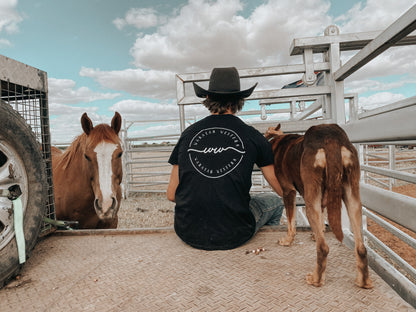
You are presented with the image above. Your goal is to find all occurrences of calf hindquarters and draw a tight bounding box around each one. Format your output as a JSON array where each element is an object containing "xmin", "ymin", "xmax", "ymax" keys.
[{"xmin": 301, "ymin": 129, "xmax": 372, "ymax": 288}]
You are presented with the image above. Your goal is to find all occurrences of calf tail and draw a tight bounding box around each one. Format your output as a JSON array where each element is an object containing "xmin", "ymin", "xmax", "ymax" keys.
[{"xmin": 324, "ymin": 140, "xmax": 344, "ymax": 242}]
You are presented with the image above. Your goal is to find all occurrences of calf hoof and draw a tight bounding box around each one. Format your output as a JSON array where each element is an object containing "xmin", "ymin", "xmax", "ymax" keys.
[
  {"xmin": 355, "ymin": 277, "xmax": 373, "ymax": 289},
  {"xmin": 278, "ymin": 236, "xmax": 294, "ymax": 246},
  {"xmin": 306, "ymin": 272, "xmax": 325, "ymax": 287}
]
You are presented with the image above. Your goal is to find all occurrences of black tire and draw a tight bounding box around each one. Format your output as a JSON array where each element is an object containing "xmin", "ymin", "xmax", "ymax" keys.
[{"xmin": 0, "ymin": 103, "xmax": 47, "ymax": 288}]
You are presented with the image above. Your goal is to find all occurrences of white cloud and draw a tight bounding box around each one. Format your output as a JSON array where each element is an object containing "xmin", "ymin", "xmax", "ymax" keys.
[
  {"xmin": 109, "ymin": 98, "xmax": 207, "ymax": 120},
  {"xmin": 110, "ymin": 99, "xmax": 178, "ymax": 118},
  {"xmin": 0, "ymin": 38, "xmax": 11, "ymax": 47},
  {"xmin": 48, "ymin": 77, "xmax": 121, "ymax": 105},
  {"xmin": 49, "ymin": 103, "xmax": 97, "ymax": 117},
  {"xmin": 129, "ymin": 0, "xmax": 331, "ymax": 72},
  {"xmin": 83, "ymin": 0, "xmax": 334, "ymax": 101},
  {"xmin": 345, "ymin": 75, "xmax": 416, "ymax": 94},
  {"xmin": 341, "ymin": 45, "xmax": 416, "ymax": 82},
  {"xmin": 336, "ymin": 0, "xmax": 415, "ymax": 33},
  {"xmin": 47, "ymin": 78, "xmax": 123, "ymax": 143},
  {"xmin": 0, "ymin": 0, "xmax": 22, "ymax": 34},
  {"xmin": 113, "ymin": 8, "xmax": 160, "ymax": 30},
  {"xmin": 49, "ymin": 107, "xmax": 95, "ymax": 144},
  {"xmin": 358, "ymin": 92, "xmax": 406, "ymax": 112},
  {"xmin": 49, "ymin": 105, "xmax": 122, "ymax": 144},
  {"xmin": 335, "ymin": 0, "xmax": 416, "ymax": 82},
  {"xmin": 79, "ymin": 67, "xmax": 176, "ymax": 99}
]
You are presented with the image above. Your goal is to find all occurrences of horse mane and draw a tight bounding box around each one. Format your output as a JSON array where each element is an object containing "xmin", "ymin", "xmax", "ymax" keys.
[
  {"xmin": 58, "ymin": 124, "xmax": 120, "ymax": 170},
  {"xmin": 58, "ymin": 134, "xmax": 87, "ymax": 170}
]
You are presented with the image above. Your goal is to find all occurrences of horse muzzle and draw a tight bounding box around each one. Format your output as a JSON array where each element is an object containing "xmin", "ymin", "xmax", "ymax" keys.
[{"xmin": 94, "ymin": 196, "xmax": 118, "ymax": 220}]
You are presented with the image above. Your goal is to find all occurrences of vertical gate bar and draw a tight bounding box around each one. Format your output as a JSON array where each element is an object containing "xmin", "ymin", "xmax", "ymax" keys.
[
  {"xmin": 327, "ymin": 42, "xmax": 346, "ymax": 124},
  {"xmin": 389, "ymin": 145, "xmax": 396, "ymax": 190},
  {"xmin": 179, "ymin": 104, "xmax": 185, "ymax": 133}
]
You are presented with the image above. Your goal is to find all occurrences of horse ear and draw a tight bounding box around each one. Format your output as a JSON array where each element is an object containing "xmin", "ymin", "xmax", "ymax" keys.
[
  {"xmin": 275, "ymin": 124, "xmax": 281, "ymax": 131},
  {"xmin": 111, "ymin": 112, "xmax": 122, "ymax": 135},
  {"xmin": 81, "ymin": 113, "xmax": 94, "ymax": 135}
]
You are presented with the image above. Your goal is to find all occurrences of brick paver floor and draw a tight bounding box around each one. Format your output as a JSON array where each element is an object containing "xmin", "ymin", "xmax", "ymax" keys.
[{"xmin": 0, "ymin": 229, "xmax": 413, "ymax": 311}]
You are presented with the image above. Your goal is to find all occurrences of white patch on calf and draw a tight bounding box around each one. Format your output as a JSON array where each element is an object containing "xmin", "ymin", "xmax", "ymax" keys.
[
  {"xmin": 94, "ymin": 142, "xmax": 117, "ymax": 212},
  {"xmin": 314, "ymin": 148, "xmax": 326, "ymax": 168},
  {"xmin": 341, "ymin": 146, "xmax": 353, "ymax": 166}
]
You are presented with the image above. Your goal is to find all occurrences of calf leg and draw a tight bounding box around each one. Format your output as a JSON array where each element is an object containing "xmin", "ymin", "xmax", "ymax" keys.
[
  {"xmin": 279, "ymin": 189, "xmax": 297, "ymax": 246},
  {"xmin": 304, "ymin": 193, "xmax": 328, "ymax": 287},
  {"xmin": 343, "ymin": 183, "xmax": 373, "ymax": 289},
  {"xmin": 302, "ymin": 152, "xmax": 328, "ymax": 286},
  {"xmin": 311, "ymin": 208, "xmax": 326, "ymax": 241}
]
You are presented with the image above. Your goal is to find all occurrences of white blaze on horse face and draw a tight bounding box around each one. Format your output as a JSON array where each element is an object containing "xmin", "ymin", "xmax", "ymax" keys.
[{"xmin": 94, "ymin": 142, "xmax": 117, "ymax": 213}]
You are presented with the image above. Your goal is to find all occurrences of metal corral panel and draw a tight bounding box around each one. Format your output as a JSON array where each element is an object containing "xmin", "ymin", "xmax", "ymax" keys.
[{"xmin": 342, "ymin": 98, "xmax": 416, "ymax": 143}]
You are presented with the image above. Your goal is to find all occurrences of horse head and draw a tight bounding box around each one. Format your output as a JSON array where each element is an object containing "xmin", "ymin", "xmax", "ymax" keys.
[{"xmin": 80, "ymin": 112, "xmax": 123, "ymax": 222}]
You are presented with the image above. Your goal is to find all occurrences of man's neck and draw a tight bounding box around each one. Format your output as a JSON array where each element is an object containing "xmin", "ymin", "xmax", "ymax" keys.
[{"xmin": 211, "ymin": 108, "xmax": 234, "ymax": 115}]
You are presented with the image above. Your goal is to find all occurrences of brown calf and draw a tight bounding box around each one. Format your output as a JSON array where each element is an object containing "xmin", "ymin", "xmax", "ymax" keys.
[{"xmin": 265, "ymin": 123, "xmax": 372, "ymax": 288}]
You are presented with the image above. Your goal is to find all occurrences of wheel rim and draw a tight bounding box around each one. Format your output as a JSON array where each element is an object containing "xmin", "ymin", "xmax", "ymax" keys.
[{"xmin": 0, "ymin": 141, "xmax": 28, "ymax": 251}]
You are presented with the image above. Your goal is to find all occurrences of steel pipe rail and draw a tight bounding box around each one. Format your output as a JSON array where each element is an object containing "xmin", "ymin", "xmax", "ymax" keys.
[
  {"xmin": 334, "ymin": 5, "xmax": 416, "ymax": 81},
  {"xmin": 360, "ymin": 183, "xmax": 416, "ymax": 233},
  {"xmin": 361, "ymin": 165, "xmax": 416, "ymax": 184},
  {"xmin": 363, "ymin": 208, "xmax": 416, "ymax": 249}
]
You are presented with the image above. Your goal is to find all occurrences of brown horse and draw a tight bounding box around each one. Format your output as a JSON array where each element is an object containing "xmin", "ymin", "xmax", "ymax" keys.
[
  {"xmin": 52, "ymin": 112, "xmax": 123, "ymax": 229},
  {"xmin": 265, "ymin": 123, "xmax": 372, "ymax": 289}
]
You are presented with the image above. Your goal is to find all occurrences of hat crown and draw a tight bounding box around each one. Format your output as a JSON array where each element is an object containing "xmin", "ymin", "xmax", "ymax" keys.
[
  {"xmin": 192, "ymin": 66, "xmax": 256, "ymax": 99},
  {"xmin": 208, "ymin": 67, "xmax": 240, "ymax": 92}
]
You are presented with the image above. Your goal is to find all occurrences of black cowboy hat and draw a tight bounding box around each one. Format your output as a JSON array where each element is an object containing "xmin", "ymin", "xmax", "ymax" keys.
[{"xmin": 193, "ymin": 67, "xmax": 257, "ymax": 99}]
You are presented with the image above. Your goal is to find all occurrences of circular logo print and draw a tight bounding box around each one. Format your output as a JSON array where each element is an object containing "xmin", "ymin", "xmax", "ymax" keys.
[{"xmin": 187, "ymin": 127, "xmax": 245, "ymax": 178}]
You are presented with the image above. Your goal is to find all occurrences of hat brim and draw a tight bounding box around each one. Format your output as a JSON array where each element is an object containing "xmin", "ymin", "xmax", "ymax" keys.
[{"xmin": 193, "ymin": 82, "xmax": 257, "ymax": 99}]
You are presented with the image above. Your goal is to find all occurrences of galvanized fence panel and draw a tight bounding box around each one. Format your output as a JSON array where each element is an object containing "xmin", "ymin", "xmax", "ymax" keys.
[
  {"xmin": 122, "ymin": 119, "xmax": 182, "ymax": 196},
  {"xmin": 331, "ymin": 5, "xmax": 416, "ymax": 306}
]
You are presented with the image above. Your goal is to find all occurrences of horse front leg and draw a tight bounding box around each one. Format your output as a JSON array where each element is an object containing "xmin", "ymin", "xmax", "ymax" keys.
[{"xmin": 279, "ymin": 189, "xmax": 297, "ymax": 246}]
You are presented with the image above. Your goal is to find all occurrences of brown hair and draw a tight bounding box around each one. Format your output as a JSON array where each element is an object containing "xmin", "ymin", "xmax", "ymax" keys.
[{"xmin": 202, "ymin": 97, "xmax": 244, "ymax": 114}]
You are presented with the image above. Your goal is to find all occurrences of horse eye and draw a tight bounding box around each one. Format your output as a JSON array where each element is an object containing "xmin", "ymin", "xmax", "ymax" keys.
[
  {"xmin": 84, "ymin": 154, "xmax": 91, "ymax": 161},
  {"xmin": 117, "ymin": 152, "xmax": 123, "ymax": 158}
]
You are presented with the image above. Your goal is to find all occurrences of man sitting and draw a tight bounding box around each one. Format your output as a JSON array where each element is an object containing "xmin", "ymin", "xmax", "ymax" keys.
[{"xmin": 167, "ymin": 67, "xmax": 284, "ymax": 250}]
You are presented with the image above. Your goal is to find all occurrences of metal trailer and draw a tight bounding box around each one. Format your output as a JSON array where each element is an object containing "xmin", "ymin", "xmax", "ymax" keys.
[{"xmin": 0, "ymin": 55, "xmax": 54, "ymax": 287}]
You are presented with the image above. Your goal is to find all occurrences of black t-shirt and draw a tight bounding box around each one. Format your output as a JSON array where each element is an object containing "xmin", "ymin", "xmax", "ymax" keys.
[{"xmin": 168, "ymin": 114, "xmax": 274, "ymax": 250}]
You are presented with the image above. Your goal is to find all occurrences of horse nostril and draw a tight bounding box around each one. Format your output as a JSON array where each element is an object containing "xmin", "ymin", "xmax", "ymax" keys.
[
  {"xmin": 94, "ymin": 198, "xmax": 102, "ymax": 211},
  {"xmin": 111, "ymin": 197, "xmax": 117, "ymax": 210}
]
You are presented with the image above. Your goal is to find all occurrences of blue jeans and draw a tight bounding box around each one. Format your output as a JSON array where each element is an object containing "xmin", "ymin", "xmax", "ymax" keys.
[{"xmin": 249, "ymin": 192, "xmax": 284, "ymax": 232}]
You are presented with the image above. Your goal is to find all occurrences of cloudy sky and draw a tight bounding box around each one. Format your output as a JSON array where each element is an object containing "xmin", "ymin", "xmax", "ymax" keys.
[{"xmin": 1, "ymin": 0, "xmax": 415, "ymax": 143}]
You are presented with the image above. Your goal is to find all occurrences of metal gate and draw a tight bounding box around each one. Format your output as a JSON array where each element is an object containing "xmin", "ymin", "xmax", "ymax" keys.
[{"xmin": 0, "ymin": 55, "xmax": 55, "ymax": 235}]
